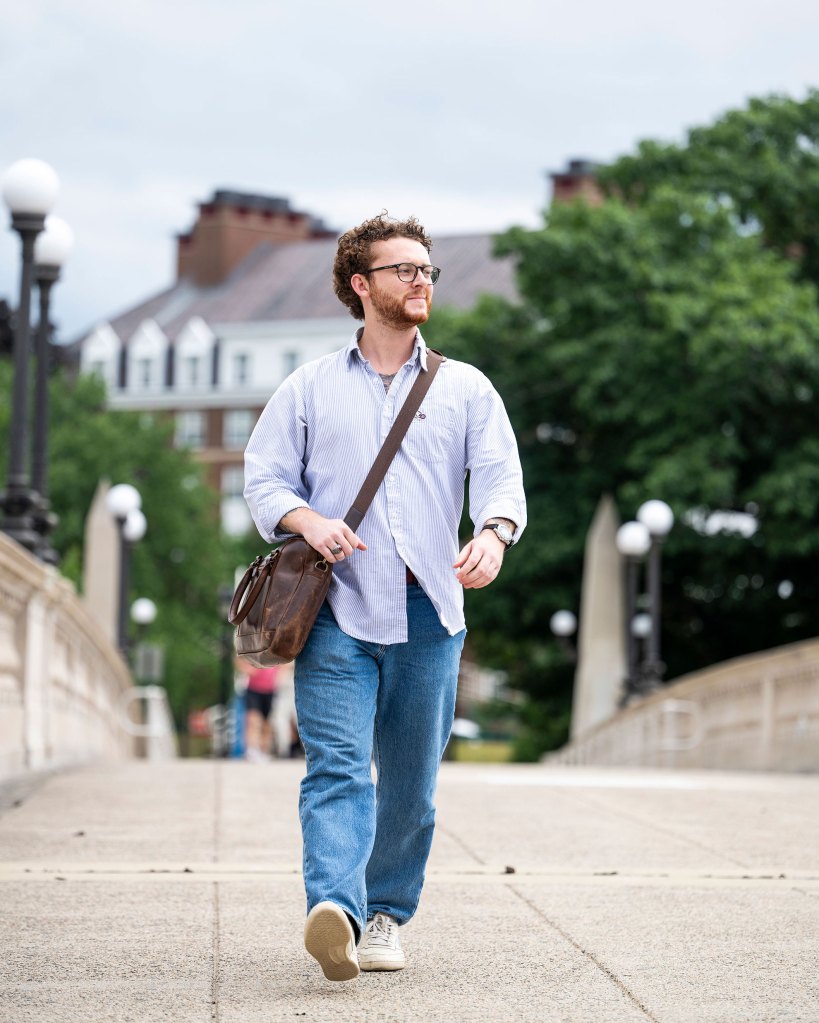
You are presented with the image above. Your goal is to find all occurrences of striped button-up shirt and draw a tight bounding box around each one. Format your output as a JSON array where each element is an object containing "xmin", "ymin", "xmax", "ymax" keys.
[{"xmin": 244, "ymin": 329, "xmax": 526, "ymax": 644}]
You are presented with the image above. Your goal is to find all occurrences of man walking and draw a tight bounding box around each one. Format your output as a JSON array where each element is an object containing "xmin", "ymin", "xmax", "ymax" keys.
[{"xmin": 244, "ymin": 213, "xmax": 526, "ymax": 981}]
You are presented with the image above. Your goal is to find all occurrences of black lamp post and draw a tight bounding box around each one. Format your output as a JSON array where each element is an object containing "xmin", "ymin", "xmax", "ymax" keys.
[
  {"xmin": 0, "ymin": 158, "xmax": 59, "ymax": 551},
  {"xmin": 637, "ymin": 500, "xmax": 675, "ymax": 688},
  {"xmin": 106, "ymin": 484, "xmax": 146, "ymax": 657},
  {"xmin": 616, "ymin": 520, "xmax": 651, "ymax": 703},
  {"xmin": 131, "ymin": 598, "xmax": 162, "ymax": 683},
  {"xmin": 217, "ymin": 584, "xmax": 235, "ymax": 758},
  {"xmin": 218, "ymin": 584, "xmax": 234, "ymax": 707},
  {"xmin": 31, "ymin": 216, "xmax": 74, "ymax": 565}
]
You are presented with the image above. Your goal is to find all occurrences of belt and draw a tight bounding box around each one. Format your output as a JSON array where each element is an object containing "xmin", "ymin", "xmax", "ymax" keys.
[{"xmin": 406, "ymin": 567, "xmax": 418, "ymax": 586}]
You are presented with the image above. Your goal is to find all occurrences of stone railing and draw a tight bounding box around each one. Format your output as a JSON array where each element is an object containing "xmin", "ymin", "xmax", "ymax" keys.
[
  {"xmin": 548, "ymin": 637, "xmax": 819, "ymax": 772},
  {"xmin": 0, "ymin": 533, "xmax": 139, "ymax": 779}
]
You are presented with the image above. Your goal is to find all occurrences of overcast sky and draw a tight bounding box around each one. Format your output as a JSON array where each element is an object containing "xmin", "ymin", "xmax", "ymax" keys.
[{"xmin": 1, "ymin": 0, "xmax": 818, "ymax": 340}]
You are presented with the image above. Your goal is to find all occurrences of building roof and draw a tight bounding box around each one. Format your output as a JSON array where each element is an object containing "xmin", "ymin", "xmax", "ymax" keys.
[{"xmin": 96, "ymin": 232, "xmax": 519, "ymax": 345}]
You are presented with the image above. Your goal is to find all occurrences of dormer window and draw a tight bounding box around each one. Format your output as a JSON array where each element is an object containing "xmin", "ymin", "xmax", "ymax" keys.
[
  {"xmin": 184, "ymin": 355, "xmax": 201, "ymax": 388},
  {"xmin": 137, "ymin": 358, "xmax": 153, "ymax": 389},
  {"xmin": 127, "ymin": 319, "xmax": 167, "ymax": 393},
  {"xmin": 233, "ymin": 352, "xmax": 250, "ymax": 386}
]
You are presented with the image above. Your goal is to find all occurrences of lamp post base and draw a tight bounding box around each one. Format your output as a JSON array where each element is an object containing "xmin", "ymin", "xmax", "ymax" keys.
[
  {"xmin": 31, "ymin": 496, "xmax": 60, "ymax": 566},
  {"xmin": 0, "ymin": 487, "xmax": 40, "ymax": 552},
  {"xmin": 620, "ymin": 664, "xmax": 664, "ymax": 706}
]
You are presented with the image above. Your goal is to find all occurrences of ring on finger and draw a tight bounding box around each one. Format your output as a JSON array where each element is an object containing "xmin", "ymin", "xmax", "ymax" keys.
[{"xmin": 329, "ymin": 545, "xmax": 343, "ymax": 556}]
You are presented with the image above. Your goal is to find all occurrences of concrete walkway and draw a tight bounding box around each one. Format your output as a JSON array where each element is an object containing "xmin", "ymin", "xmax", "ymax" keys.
[{"xmin": 0, "ymin": 759, "xmax": 817, "ymax": 1023}]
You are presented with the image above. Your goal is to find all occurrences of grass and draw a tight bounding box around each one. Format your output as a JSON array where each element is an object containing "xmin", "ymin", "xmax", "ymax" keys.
[{"xmin": 450, "ymin": 739, "xmax": 513, "ymax": 763}]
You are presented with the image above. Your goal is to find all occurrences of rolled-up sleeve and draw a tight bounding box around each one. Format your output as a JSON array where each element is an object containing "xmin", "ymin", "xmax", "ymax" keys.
[
  {"xmin": 466, "ymin": 373, "xmax": 527, "ymax": 543},
  {"xmin": 244, "ymin": 374, "xmax": 310, "ymax": 542}
]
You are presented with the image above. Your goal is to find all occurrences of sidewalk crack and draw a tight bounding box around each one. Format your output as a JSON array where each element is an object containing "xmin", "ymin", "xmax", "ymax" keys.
[
  {"xmin": 211, "ymin": 881, "xmax": 220, "ymax": 1022},
  {"xmin": 434, "ymin": 822, "xmax": 486, "ymax": 865},
  {"xmin": 508, "ymin": 884, "xmax": 662, "ymax": 1023},
  {"xmin": 558, "ymin": 790, "xmax": 748, "ymax": 869}
]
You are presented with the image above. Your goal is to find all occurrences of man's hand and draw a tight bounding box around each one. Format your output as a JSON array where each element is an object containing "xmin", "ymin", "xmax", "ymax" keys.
[
  {"xmin": 453, "ymin": 531, "xmax": 505, "ymax": 590},
  {"xmin": 279, "ymin": 508, "xmax": 367, "ymax": 564}
]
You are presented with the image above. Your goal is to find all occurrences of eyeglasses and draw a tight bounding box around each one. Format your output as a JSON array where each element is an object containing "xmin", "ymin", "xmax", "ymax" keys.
[{"xmin": 361, "ymin": 262, "xmax": 441, "ymax": 285}]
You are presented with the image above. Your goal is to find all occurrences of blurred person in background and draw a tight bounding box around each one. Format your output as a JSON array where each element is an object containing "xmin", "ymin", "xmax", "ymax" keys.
[
  {"xmin": 271, "ymin": 660, "xmax": 302, "ymax": 757},
  {"xmin": 235, "ymin": 658, "xmax": 278, "ymax": 763}
]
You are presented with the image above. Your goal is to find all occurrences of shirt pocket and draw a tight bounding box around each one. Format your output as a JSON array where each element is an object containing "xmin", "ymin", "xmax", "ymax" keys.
[{"xmin": 402, "ymin": 399, "xmax": 460, "ymax": 464}]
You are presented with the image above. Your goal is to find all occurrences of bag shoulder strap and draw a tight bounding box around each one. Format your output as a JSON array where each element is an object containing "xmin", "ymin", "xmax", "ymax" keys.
[{"xmin": 344, "ymin": 348, "xmax": 445, "ymax": 531}]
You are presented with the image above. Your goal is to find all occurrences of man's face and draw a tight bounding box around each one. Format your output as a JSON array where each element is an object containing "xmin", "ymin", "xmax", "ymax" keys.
[{"xmin": 363, "ymin": 237, "xmax": 434, "ymax": 329}]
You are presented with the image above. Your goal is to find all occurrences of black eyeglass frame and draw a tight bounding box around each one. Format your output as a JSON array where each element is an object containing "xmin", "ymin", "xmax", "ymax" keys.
[{"xmin": 360, "ymin": 262, "xmax": 441, "ymax": 285}]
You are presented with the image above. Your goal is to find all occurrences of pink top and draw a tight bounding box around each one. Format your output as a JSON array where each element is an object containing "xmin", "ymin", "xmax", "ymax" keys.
[{"xmin": 246, "ymin": 667, "xmax": 278, "ymax": 694}]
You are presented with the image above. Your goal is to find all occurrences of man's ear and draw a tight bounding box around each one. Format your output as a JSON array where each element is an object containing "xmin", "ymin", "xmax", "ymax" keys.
[{"xmin": 350, "ymin": 273, "xmax": 370, "ymax": 300}]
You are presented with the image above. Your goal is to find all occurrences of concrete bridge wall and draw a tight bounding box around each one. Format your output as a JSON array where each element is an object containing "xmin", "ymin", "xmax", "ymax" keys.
[
  {"xmin": 550, "ymin": 637, "xmax": 819, "ymax": 772},
  {"xmin": 0, "ymin": 533, "xmax": 136, "ymax": 779}
]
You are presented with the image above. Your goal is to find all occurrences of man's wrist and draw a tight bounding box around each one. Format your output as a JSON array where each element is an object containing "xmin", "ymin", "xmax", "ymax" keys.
[{"xmin": 279, "ymin": 506, "xmax": 312, "ymax": 533}]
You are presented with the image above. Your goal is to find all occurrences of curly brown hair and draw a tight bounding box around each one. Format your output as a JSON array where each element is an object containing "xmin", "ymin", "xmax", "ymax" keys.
[{"xmin": 332, "ymin": 212, "xmax": 433, "ymax": 320}]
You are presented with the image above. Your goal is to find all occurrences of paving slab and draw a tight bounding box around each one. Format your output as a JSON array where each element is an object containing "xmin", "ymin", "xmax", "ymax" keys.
[
  {"xmin": 517, "ymin": 881, "xmax": 819, "ymax": 1023},
  {"xmin": 0, "ymin": 759, "xmax": 817, "ymax": 1022},
  {"xmin": 432, "ymin": 765, "xmax": 819, "ymax": 874},
  {"xmin": 0, "ymin": 880, "xmax": 213, "ymax": 1023}
]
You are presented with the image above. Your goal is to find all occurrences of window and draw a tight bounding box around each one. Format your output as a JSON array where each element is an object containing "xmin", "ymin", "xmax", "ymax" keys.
[
  {"xmin": 221, "ymin": 466, "xmax": 252, "ymax": 536},
  {"xmin": 222, "ymin": 466, "xmax": 245, "ymax": 498},
  {"xmin": 175, "ymin": 410, "xmax": 206, "ymax": 449},
  {"xmin": 233, "ymin": 352, "xmax": 250, "ymax": 386},
  {"xmin": 183, "ymin": 355, "xmax": 201, "ymax": 388},
  {"xmin": 283, "ymin": 351, "xmax": 299, "ymax": 377},
  {"xmin": 223, "ymin": 409, "xmax": 254, "ymax": 449},
  {"xmin": 136, "ymin": 358, "xmax": 153, "ymax": 389}
]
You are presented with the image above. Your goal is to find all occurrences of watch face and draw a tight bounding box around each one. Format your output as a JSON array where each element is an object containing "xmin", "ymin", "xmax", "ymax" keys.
[{"xmin": 489, "ymin": 524, "xmax": 513, "ymax": 545}]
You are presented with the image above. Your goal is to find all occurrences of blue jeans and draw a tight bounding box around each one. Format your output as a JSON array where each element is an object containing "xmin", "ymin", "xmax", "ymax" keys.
[{"xmin": 294, "ymin": 585, "xmax": 465, "ymax": 939}]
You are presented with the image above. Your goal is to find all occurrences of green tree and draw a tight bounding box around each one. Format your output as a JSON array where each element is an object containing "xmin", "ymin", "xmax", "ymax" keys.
[
  {"xmin": 599, "ymin": 90, "xmax": 819, "ymax": 286},
  {"xmin": 426, "ymin": 185, "xmax": 819, "ymax": 758}
]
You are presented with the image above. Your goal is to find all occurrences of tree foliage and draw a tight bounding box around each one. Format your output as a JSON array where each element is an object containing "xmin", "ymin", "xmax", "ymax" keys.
[
  {"xmin": 599, "ymin": 90, "xmax": 819, "ymax": 286},
  {"xmin": 426, "ymin": 96, "xmax": 819, "ymax": 757}
]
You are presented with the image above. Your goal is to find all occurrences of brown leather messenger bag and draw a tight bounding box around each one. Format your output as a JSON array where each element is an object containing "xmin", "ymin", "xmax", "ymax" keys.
[{"xmin": 227, "ymin": 349, "xmax": 445, "ymax": 667}]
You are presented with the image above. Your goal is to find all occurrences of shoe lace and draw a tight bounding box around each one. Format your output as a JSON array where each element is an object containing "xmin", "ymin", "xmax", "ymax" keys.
[{"xmin": 367, "ymin": 913, "xmax": 396, "ymax": 946}]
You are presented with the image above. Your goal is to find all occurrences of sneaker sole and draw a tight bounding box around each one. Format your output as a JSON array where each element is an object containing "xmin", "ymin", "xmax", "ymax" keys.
[
  {"xmin": 359, "ymin": 953, "xmax": 405, "ymax": 972},
  {"xmin": 304, "ymin": 903, "xmax": 360, "ymax": 982}
]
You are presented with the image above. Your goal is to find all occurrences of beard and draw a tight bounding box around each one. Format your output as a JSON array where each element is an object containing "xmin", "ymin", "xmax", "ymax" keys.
[{"xmin": 369, "ymin": 278, "xmax": 432, "ymax": 329}]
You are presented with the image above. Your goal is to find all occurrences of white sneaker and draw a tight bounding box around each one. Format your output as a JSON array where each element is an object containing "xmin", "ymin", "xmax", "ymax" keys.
[
  {"xmin": 358, "ymin": 912, "xmax": 405, "ymax": 972},
  {"xmin": 304, "ymin": 902, "xmax": 360, "ymax": 982}
]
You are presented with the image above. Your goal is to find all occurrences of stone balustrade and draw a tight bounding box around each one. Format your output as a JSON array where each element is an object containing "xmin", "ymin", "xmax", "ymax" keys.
[
  {"xmin": 0, "ymin": 533, "xmax": 138, "ymax": 779},
  {"xmin": 550, "ymin": 637, "xmax": 819, "ymax": 771}
]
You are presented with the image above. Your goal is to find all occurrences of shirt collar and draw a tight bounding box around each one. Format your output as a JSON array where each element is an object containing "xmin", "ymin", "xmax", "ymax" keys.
[{"xmin": 345, "ymin": 328, "xmax": 428, "ymax": 371}]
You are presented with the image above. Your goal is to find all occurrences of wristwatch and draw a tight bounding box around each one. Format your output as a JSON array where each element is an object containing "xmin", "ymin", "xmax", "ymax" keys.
[{"xmin": 482, "ymin": 522, "xmax": 515, "ymax": 548}]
